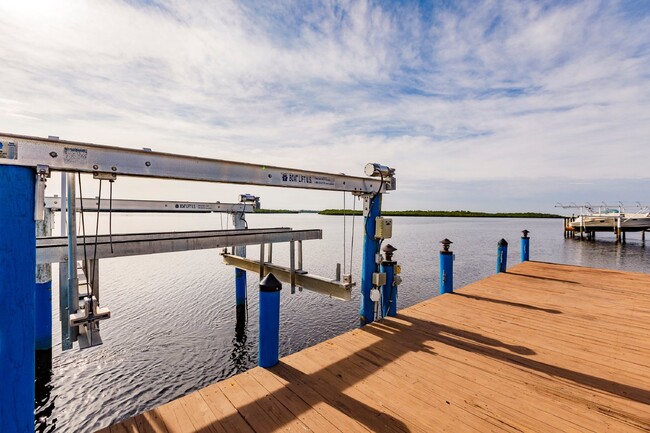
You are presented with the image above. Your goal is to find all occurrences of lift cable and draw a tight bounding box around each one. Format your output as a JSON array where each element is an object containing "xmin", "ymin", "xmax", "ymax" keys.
[{"xmin": 343, "ymin": 191, "xmax": 347, "ymax": 274}]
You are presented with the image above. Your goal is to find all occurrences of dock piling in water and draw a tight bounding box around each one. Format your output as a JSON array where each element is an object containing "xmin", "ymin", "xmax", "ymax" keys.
[
  {"xmin": 380, "ymin": 244, "xmax": 398, "ymax": 316},
  {"xmin": 496, "ymin": 239, "xmax": 508, "ymax": 273},
  {"xmin": 232, "ymin": 210, "xmax": 247, "ymax": 320},
  {"xmin": 258, "ymin": 273, "xmax": 282, "ymax": 368},
  {"xmin": 439, "ymin": 238, "xmax": 454, "ymax": 294},
  {"xmin": 521, "ymin": 230, "xmax": 530, "ymax": 262},
  {"xmin": 0, "ymin": 165, "xmax": 36, "ymax": 433}
]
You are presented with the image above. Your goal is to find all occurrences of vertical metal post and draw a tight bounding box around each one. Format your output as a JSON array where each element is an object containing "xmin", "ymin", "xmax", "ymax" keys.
[
  {"xmin": 521, "ymin": 230, "xmax": 530, "ymax": 262},
  {"xmin": 259, "ymin": 244, "xmax": 265, "ymax": 279},
  {"xmin": 58, "ymin": 173, "xmax": 68, "ymax": 347},
  {"xmin": 35, "ymin": 209, "xmax": 54, "ymax": 351},
  {"xmin": 297, "ymin": 240, "xmax": 303, "ymax": 271},
  {"xmin": 232, "ymin": 211, "xmax": 247, "ymax": 318},
  {"xmin": 496, "ymin": 239, "xmax": 508, "ymax": 273},
  {"xmin": 258, "ymin": 273, "xmax": 282, "ymax": 368},
  {"xmin": 289, "ymin": 241, "xmax": 296, "ymax": 294},
  {"xmin": 0, "ymin": 165, "xmax": 36, "ymax": 433},
  {"xmin": 360, "ymin": 193, "xmax": 382, "ymax": 326},
  {"xmin": 439, "ymin": 239, "xmax": 453, "ymax": 294},
  {"xmin": 65, "ymin": 173, "xmax": 79, "ymax": 348}
]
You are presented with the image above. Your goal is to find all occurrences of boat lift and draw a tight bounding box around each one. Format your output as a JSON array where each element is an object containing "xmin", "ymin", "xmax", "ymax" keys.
[
  {"xmin": 0, "ymin": 132, "xmax": 397, "ymax": 433},
  {"xmin": 39, "ymin": 194, "xmax": 262, "ymax": 349},
  {"xmin": 555, "ymin": 202, "xmax": 650, "ymax": 241}
]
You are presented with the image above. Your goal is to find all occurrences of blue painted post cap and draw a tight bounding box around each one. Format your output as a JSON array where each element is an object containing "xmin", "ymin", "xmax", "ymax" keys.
[{"xmin": 259, "ymin": 273, "xmax": 282, "ymax": 292}]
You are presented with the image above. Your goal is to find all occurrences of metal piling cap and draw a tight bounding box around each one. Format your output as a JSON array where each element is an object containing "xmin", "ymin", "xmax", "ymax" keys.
[
  {"xmin": 382, "ymin": 243, "xmax": 397, "ymax": 261},
  {"xmin": 498, "ymin": 238, "xmax": 508, "ymax": 247},
  {"xmin": 440, "ymin": 238, "xmax": 453, "ymax": 252},
  {"xmin": 260, "ymin": 273, "xmax": 282, "ymax": 292},
  {"xmin": 522, "ymin": 229, "xmax": 530, "ymax": 238}
]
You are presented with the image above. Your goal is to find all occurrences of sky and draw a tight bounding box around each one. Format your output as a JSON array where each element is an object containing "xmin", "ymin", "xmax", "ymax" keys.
[{"xmin": 1, "ymin": 0, "xmax": 649, "ymax": 213}]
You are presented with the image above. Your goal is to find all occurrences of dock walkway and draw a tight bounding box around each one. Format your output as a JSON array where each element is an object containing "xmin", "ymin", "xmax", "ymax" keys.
[{"xmin": 103, "ymin": 262, "xmax": 650, "ymax": 432}]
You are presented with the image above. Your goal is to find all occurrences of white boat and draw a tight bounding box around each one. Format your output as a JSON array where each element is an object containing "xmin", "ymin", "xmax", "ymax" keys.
[{"xmin": 568, "ymin": 206, "xmax": 650, "ymax": 232}]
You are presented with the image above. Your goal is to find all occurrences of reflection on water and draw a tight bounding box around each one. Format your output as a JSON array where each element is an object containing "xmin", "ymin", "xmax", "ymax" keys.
[
  {"xmin": 231, "ymin": 309, "xmax": 254, "ymax": 375},
  {"xmin": 35, "ymin": 351, "xmax": 55, "ymax": 433},
  {"xmin": 34, "ymin": 214, "xmax": 649, "ymax": 432}
]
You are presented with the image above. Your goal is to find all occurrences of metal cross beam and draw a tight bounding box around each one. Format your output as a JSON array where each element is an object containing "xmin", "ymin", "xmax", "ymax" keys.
[
  {"xmin": 0, "ymin": 133, "xmax": 395, "ymax": 193},
  {"xmin": 36, "ymin": 227, "xmax": 322, "ymax": 264},
  {"xmin": 44, "ymin": 196, "xmax": 255, "ymax": 213},
  {"xmin": 222, "ymin": 253, "xmax": 353, "ymax": 301}
]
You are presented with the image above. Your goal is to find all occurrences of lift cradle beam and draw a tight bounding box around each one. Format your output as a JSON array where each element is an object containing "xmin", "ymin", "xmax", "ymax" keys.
[
  {"xmin": 0, "ymin": 133, "xmax": 394, "ymax": 193},
  {"xmin": 44, "ymin": 196, "xmax": 255, "ymax": 213},
  {"xmin": 222, "ymin": 253, "xmax": 353, "ymax": 301},
  {"xmin": 37, "ymin": 227, "xmax": 322, "ymax": 264}
]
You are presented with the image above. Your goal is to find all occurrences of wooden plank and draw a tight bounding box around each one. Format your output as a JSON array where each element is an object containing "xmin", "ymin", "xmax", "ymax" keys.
[
  {"xmin": 110, "ymin": 417, "xmax": 140, "ymax": 433},
  {"xmin": 248, "ymin": 368, "xmax": 344, "ymax": 433},
  {"xmin": 178, "ymin": 391, "xmax": 226, "ymax": 433},
  {"xmin": 199, "ymin": 384, "xmax": 255, "ymax": 433},
  {"xmin": 232, "ymin": 371, "xmax": 313, "ymax": 432},
  {"xmin": 134, "ymin": 411, "xmax": 169, "ymax": 433},
  {"xmin": 153, "ymin": 400, "xmax": 195, "ymax": 433}
]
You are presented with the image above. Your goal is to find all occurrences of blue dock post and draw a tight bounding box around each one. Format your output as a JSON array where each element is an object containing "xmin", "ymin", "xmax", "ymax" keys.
[
  {"xmin": 258, "ymin": 273, "xmax": 282, "ymax": 368},
  {"xmin": 380, "ymin": 244, "xmax": 397, "ymax": 317},
  {"xmin": 360, "ymin": 193, "xmax": 382, "ymax": 325},
  {"xmin": 35, "ymin": 209, "xmax": 53, "ymax": 351},
  {"xmin": 0, "ymin": 165, "xmax": 36, "ymax": 433},
  {"xmin": 439, "ymin": 238, "xmax": 454, "ymax": 294},
  {"xmin": 496, "ymin": 239, "xmax": 508, "ymax": 273},
  {"xmin": 521, "ymin": 230, "xmax": 530, "ymax": 262}
]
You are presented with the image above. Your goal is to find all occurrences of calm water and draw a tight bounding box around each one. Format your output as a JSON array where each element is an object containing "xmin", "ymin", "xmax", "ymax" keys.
[{"xmin": 35, "ymin": 214, "xmax": 650, "ymax": 432}]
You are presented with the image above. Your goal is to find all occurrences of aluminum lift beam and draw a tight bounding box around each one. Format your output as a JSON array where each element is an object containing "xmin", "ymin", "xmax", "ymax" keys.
[
  {"xmin": 222, "ymin": 253, "xmax": 353, "ymax": 301},
  {"xmin": 37, "ymin": 227, "xmax": 321, "ymax": 264},
  {"xmin": 0, "ymin": 133, "xmax": 394, "ymax": 193},
  {"xmin": 44, "ymin": 196, "xmax": 255, "ymax": 213}
]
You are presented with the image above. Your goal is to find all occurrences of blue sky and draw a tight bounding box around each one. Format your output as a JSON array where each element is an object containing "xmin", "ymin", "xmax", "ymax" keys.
[{"xmin": 1, "ymin": 0, "xmax": 649, "ymax": 212}]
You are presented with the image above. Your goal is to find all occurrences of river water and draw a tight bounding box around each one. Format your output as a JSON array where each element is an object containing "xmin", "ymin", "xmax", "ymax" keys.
[{"xmin": 35, "ymin": 214, "xmax": 650, "ymax": 432}]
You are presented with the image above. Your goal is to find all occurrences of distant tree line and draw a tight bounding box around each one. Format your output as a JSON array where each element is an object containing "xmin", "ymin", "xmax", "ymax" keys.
[{"xmin": 319, "ymin": 209, "xmax": 563, "ymax": 218}]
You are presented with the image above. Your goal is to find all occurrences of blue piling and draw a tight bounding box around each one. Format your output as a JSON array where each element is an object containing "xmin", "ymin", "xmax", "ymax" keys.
[
  {"xmin": 0, "ymin": 165, "xmax": 36, "ymax": 433},
  {"xmin": 360, "ymin": 193, "xmax": 382, "ymax": 325},
  {"xmin": 496, "ymin": 238, "xmax": 508, "ymax": 273},
  {"xmin": 232, "ymin": 212, "xmax": 247, "ymax": 320},
  {"xmin": 439, "ymin": 238, "xmax": 454, "ymax": 294},
  {"xmin": 235, "ymin": 269, "xmax": 246, "ymax": 309},
  {"xmin": 35, "ymin": 281, "xmax": 52, "ymax": 351},
  {"xmin": 521, "ymin": 230, "xmax": 530, "ymax": 262},
  {"xmin": 258, "ymin": 273, "xmax": 282, "ymax": 368},
  {"xmin": 380, "ymin": 264, "xmax": 396, "ymax": 316},
  {"xmin": 380, "ymin": 244, "xmax": 397, "ymax": 317}
]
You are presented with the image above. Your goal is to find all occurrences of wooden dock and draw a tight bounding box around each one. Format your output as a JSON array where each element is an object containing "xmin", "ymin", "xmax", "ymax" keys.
[{"xmin": 102, "ymin": 261, "xmax": 650, "ymax": 433}]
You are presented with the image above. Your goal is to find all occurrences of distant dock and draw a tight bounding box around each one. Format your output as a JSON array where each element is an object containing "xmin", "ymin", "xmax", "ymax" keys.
[{"xmin": 103, "ymin": 261, "xmax": 650, "ymax": 433}]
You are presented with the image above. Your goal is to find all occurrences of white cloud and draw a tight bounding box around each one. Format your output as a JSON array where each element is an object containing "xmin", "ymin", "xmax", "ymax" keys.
[{"xmin": 0, "ymin": 0, "xmax": 648, "ymax": 211}]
